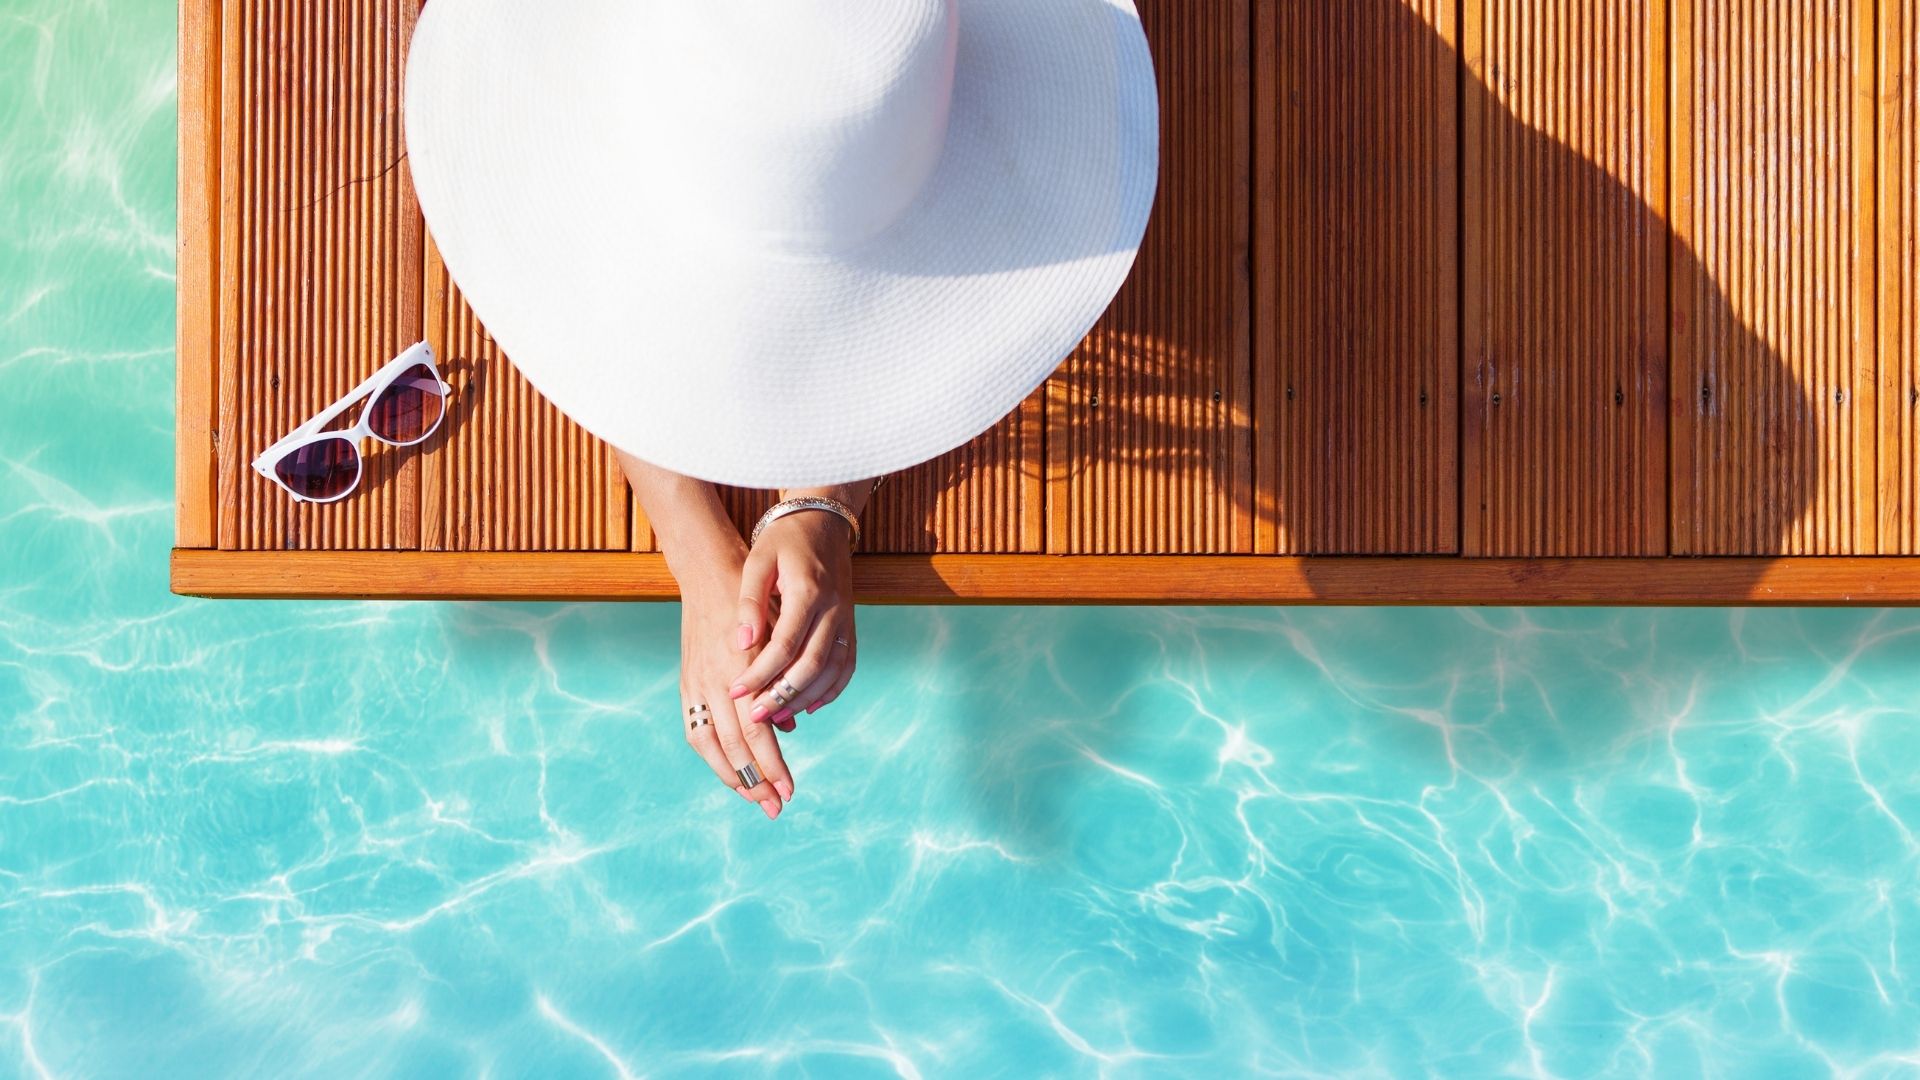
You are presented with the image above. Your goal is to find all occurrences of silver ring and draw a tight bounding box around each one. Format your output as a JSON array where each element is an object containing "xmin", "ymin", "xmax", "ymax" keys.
[
  {"xmin": 687, "ymin": 703, "xmax": 713, "ymax": 729},
  {"xmin": 834, "ymin": 637, "xmax": 850, "ymax": 648},
  {"xmin": 735, "ymin": 762, "xmax": 764, "ymax": 789},
  {"xmin": 772, "ymin": 679, "xmax": 799, "ymax": 706}
]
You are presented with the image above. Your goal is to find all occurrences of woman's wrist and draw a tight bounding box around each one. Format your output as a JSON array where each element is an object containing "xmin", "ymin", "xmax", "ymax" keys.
[
  {"xmin": 753, "ymin": 496, "xmax": 859, "ymax": 548},
  {"xmin": 664, "ymin": 529, "xmax": 749, "ymax": 595},
  {"xmin": 614, "ymin": 450, "xmax": 752, "ymax": 593}
]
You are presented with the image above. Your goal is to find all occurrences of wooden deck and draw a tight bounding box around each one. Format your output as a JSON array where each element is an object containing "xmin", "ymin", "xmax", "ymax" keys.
[{"xmin": 173, "ymin": 1, "xmax": 1920, "ymax": 604}]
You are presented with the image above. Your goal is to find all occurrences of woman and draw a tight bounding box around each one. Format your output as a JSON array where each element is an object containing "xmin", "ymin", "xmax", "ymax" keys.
[
  {"xmin": 404, "ymin": 0, "xmax": 1158, "ymax": 823},
  {"xmin": 619, "ymin": 455, "xmax": 881, "ymax": 820}
]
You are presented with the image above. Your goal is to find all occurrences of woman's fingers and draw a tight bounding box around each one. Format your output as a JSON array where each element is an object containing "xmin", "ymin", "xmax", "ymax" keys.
[
  {"xmin": 781, "ymin": 657, "xmax": 844, "ymax": 722},
  {"xmin": 737, "ymin": 703, "xmax": 795, "ymax": 803},
  {"xmin": 741, "ymin": 614, "xmax": 840, "ymax": 722},
  {"xmin": 729, "ymin": 590, "xmax": 821, "ymax": 706},
  {"xmin": 682, "ymin": 696, "xmax": 757, "ymax": 803},
  {"xmin": 707, "ymin": 687, "xmax": 785, "ymax": 819},
  {"xmin": 733, "ymin": 546, "xmax": 777, "ymax": 652},
  {"xmin": 806, "ymin": 639, "xmax": 857, "ymax": 714},
  {"xmin": 751, "ymin": 618, "xmax": 847, "ymax": 724}
]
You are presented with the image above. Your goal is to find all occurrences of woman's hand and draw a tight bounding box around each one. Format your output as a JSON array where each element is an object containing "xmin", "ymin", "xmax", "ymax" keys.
[
  {"xmin": 677, "ymin": 553, "xmax": 794, "ymax": 821},
  {"xmin": 729, "ymin": 510, "xmax": 858, "ymax": 728}
]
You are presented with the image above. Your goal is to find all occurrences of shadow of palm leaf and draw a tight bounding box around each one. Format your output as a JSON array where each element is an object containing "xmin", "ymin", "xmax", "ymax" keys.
[{"xmin": 952, "ymin": 0, "xmax": 1820, "ymax": 856}]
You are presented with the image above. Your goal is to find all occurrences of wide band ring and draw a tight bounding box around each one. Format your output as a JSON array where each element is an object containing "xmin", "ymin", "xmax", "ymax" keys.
[
  {"xmin": 735, "ymin": 762, "xmax": 764, "ymax": 789},
  {"xmin": 687, "ymin": 703, "xmax": 713, "ymax": 729}
]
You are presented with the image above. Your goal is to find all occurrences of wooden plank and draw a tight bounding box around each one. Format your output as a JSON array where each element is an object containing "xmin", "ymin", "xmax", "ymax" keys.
[
  {"xmin": 1254, "ymin": 0, "xmax": 1457, "ymax": 555},
  {"xmin": 420, "ymin": 183, "xmax": 448, "ymax": 550},
  {"xmin": 1671, "ymin": 0, "xmax": 1878, "ymax": 554},
  {"xmin": 1882, "ymin": 0, "xmax": 1919, "ymax": 551},
  {"xmin": 172, "ymin": 549, "xmax": 1920, "ymax": 605},
  {"xmin": 424, "ymin": 239, "xmax": 631, "ymax": 551},
  {"xmin": 392, "ymin": 0, "xmax": 424, "ymax": 547},
  {"xmin": 1461, "ymin": 0, "xmax": 1668, "ymax": 555},
  {"xmin": 212, "ymin": 0, "xmax": 245, "ymax": 549},
  {"xmin": 176, "ymin": 0, "xmax": 220, "ymax": 548},
  {"xmin": 1048, "ymin": 0, "xmax": 1253, "ymax": 554}
]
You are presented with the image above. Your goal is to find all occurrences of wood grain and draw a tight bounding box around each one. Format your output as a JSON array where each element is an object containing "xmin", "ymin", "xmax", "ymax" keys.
[
  {"xmin": 1670, "ymin": 0, "xmax": 1879, "ymax": 554},
  {"xmin": 173, "ymin": 549, "xmax": 1920, "ymax": 606},
  {"xmin": 1462, "ymin": 0, "xmax": 1668, "ymax": 555},
  {"xmin": 176, "ymin": 0, "xmax": 220, "ymax": 549},
  {"xmin": 1047, "ymin": 0, "xmax": 1254, "ymax": 554},
  {"xmin": 1256, "ymin": 0, "xmax": 1459, "ymax": 554},
  {"xmin": 422, "ymin": 239, "xmax": 631, "ymax": 551},
  {"xmin": 1882, "ymin": 0, "xmax": 1919, "ymax": 551}
]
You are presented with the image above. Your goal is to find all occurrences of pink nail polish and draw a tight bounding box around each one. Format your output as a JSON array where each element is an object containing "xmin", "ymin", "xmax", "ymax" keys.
[
  {"xmin": 760, "ymin": 798, "xmax": 780, "ymax": 820},
  {"xmin": 750, "ymin": 705, "xmax": 768, "ymax": 721},
  {"xmin": 774, "ymin": 718, "xmax": 796, "ymax": 733},
  {"xmin": 736, "ymin": 625, "xmax": 752, "ymax": 648},
  {"xmin": 774, "ymin": 779, "xmax": 793, "ymax": 801},
  {"xmin": 770, "ymin": 708, "xmax": 792, "ymax": 724},
  {"xmin": 729, "ymin": 684, "xmax": 748, "ymax": 699}
]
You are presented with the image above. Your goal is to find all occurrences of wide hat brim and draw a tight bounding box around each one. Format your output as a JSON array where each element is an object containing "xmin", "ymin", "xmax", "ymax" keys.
[{"xmin": 405, "ymin": 0, "xmax": 1159, "ymax": 488}]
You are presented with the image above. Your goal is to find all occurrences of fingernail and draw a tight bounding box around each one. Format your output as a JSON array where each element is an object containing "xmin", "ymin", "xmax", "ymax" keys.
[
  {"xmin": 750, "ymin": 705, "xmax": 768, "ymax": 722},
  {"xmin": 760, "ymin": 798, "xmax": 781, "ymax": 820},
  {"xmin": 729, "ymin": 684, "xmax": 748, "ymax": 699},
  {"xmin": 771, "ymin": 709, "xmax": 792, "ymax": 724},
  {"xmin": 774, "ymin": 779, "xmax": 793, "ymax": 801},
  {"xmin": 736, "ymin": 625, "xmax": 752, "ymax": 648},
  {"xmin": 806, "ymin": 703, "xmax": 817, "ymax": 714},
  {"xmin": 774, "ymin": 718, "xmax": 796, "ymax": 733}
]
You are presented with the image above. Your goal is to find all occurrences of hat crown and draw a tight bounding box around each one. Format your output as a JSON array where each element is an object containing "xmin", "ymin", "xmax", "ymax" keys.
[{"xmin": 644, "ymin": 0, "xmax": 959, "ymax": 251}]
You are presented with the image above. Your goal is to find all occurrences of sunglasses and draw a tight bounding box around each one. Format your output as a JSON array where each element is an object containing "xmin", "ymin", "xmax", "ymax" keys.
[{"xmin": 251, "ymin": 341, "xmax": 451, "ymax": 503}]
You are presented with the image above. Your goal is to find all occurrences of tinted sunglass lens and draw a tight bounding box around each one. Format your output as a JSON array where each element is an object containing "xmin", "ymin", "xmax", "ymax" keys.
[
  {"xmin": 274, "ymin": 438, "xmax": 360, "ymax": 500},
  {"xmin": 367, "ymin": 364, "xmax": 444, "ymax": 445}
]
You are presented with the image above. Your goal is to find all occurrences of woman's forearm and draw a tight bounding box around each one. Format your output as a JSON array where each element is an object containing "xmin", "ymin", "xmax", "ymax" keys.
[
  {"xmin": 616, "ymin": 451, "xmax": 747, "ymax": 589},
  {"xmin": 618, "ymin": 451, "xmax": 883, "ymax": 580}
]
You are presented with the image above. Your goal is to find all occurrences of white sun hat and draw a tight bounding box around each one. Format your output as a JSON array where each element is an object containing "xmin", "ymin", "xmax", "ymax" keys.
[{"xmin": 403, "ymin": 0, "xmax": 1159, "ymax": 489}]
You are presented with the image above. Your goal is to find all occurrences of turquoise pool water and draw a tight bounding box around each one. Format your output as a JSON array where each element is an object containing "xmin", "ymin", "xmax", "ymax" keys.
[{"xmin": 8, "ymin": 5, "xmax": 1920, "ymax": 1078}]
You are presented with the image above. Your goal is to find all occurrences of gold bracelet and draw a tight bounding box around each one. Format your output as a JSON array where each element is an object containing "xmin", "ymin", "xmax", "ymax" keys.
[{"xmin": 751, "ymin": 495, "xmax": 860, "ymax": 548}]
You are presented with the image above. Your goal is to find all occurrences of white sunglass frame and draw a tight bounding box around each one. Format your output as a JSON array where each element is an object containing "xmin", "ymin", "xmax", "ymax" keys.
[{"xmin": 250, "ymin": 341, "xmax": 451, "ymax": 505}]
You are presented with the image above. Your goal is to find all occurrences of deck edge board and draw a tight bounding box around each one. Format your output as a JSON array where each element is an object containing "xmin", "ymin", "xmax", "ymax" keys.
[{"xmin": 170, "ymin": 549, "xmax": 1920, "ymax": 606}]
